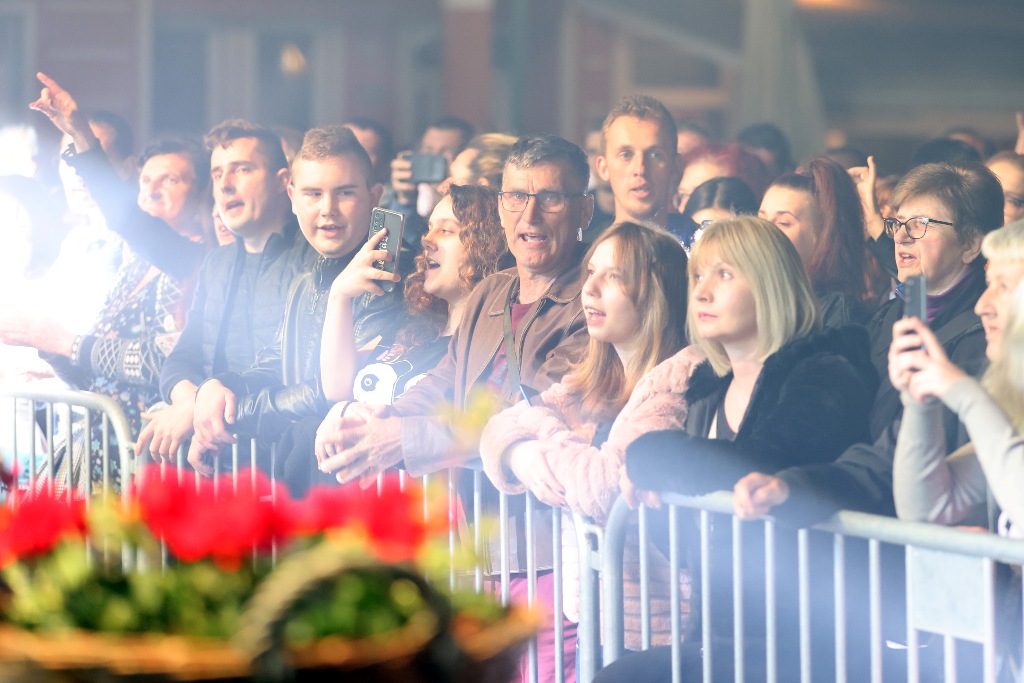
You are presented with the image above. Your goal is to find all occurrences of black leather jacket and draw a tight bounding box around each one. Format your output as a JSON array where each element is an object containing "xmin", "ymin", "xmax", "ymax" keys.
[
  {"xmin": 159, "ymin": 221, "xmax": 316, "ymax": 400},
  {"xmin": 214, "ymin": 251, "xmax": 410, "ymax": 441}
]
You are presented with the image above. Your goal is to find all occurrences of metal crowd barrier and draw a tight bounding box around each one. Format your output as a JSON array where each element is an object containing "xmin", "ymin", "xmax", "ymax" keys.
[
  {"xmin": 596, "ymin": 490, "xmax": 1024, "ymax": 683},
  {"xmin": 0, "ymin": 386, "xmax": 587, "ymax": 683},
  {"xmin": 0, "ymin": 384, "xmax": 135, "ymax": 506},
  {"xmin": 427, "ymin": 463, "xmax": 585, "ymax": 683},
  {"xmin": 13, "ymin": 387, "xmax": 1024, "ymax": 683}
]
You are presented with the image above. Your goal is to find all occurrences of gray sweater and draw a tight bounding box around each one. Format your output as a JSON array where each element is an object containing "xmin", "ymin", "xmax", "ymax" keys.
[{"xmin": 893, "ymin": 377, "xmax": 1024, "ymax": 530}]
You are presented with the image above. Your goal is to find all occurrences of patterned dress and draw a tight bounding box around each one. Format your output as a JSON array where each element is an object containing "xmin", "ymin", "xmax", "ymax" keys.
[{"xmin": 43, "ymin": 252, "xmax": 184, "ymax": 491}]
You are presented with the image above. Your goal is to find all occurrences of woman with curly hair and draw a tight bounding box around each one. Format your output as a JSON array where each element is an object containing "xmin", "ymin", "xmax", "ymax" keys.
[{"xmin": 320, "ymin": 183, "xmax": 511, "ymax": 405}]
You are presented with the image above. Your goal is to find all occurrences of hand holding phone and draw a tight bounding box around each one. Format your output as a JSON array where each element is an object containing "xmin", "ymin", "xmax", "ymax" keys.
[
  {"xmin": 368, "ymin": 207, "xmax": 405, "ymax": 293},
  {"xmin": 408, "ymin": 153, "xmax": 448, "ymax": 184},
  {"xmin": 902, "ymin": 274, "xmax": 927, "ymax": 322}
]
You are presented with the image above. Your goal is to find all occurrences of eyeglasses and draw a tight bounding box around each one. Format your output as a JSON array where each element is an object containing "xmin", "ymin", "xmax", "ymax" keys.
[
  {"xmin": 882, "ymin": 216, "xmax": 955, "ymax": 240},
  {"xmin": 498, "ymin": 190, "xmax": 587, "ymax": 213}
]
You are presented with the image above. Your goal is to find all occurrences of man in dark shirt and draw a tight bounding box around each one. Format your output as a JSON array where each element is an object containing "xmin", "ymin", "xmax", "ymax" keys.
[
  {"xmin": 137, "ymin": 120, "xmax": 317, "ymax": 461},
  {"xmin": 595, "ymin": 95, "xmax": 691, "ymax": 244}
]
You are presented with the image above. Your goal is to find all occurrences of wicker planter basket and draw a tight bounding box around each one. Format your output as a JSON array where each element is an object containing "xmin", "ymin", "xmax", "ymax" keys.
[{"xmin": 0, "ymin": 545, "xmax": 537, "ymax": 682}]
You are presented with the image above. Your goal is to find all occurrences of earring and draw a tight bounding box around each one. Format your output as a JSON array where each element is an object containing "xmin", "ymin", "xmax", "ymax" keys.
[{"xmin": 577, "ymin": 227, "xmax": 583, "ymax": 242}]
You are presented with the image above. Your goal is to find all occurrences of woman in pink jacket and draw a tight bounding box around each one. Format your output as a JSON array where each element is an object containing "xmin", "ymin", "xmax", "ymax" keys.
[{"xmin": 480, "ymin": 220, "xmax": 696, "ymax": 651}]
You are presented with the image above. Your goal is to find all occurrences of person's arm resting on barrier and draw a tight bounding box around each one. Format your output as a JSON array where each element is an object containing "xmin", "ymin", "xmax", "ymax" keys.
[{"xmin": 627, "ymin": 347, "xmax": 876, "ymax": 498}]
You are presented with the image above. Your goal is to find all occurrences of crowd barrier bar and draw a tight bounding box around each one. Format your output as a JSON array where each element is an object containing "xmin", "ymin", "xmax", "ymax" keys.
[
  {"xmin": 1, "ymin": 384, "xmax": 134, "ymax": 508},
  {"xmin": 598, "ymin": 490, "xmax": 1024, "ymax": 683}
]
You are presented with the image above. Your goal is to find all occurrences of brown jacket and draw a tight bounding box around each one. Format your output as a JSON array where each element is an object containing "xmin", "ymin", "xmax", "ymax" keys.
[{"xmin": 393, "ymin": 250, "xmax": 588, "ymax": 475}]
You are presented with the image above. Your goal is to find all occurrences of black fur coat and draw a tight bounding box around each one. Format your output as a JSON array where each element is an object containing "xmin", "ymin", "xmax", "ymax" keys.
[{"xmin": 627, "ymin": 323, "xmax": 878, "ymax": 495}]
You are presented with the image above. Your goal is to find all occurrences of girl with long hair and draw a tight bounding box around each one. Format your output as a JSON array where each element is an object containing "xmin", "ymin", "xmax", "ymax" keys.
[{"xmin": 480, "ymin": 221, "xmax": 693, "ymax": 654}]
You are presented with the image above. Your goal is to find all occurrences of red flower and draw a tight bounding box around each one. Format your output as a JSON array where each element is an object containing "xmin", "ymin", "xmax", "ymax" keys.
[
  {"xmin": 135, "ymin": 466, "xmax": 294, "ymax": 569},
  {"xmin": 294, "ymin": 474, "xmax": 445, "ymax": 562},
  {"xmin": 0, "ymin": 490, "xmax": 87, "ymax": 567}
]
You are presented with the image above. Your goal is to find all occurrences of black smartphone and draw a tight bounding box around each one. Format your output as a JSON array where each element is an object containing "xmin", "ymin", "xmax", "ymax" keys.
[
  {"xmin": 408, "ymin": 153, "xmax": 448, "ymax": 184},
  {"xmin": 519, "ymin": 384, "xmax": 541, "ymax": 406},
  {"xmin": 903, "ymin": 274, "xmax": 927, "ymax": 322},
  {"xmin": 368, "ymin": 207, "xmax": 405, "ymax": 293}
]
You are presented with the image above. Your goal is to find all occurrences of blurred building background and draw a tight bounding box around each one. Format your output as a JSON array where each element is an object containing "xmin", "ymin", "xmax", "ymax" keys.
[{"xmin": 0, "ymin": 0, "xmax": 1021, "ymax": 175}]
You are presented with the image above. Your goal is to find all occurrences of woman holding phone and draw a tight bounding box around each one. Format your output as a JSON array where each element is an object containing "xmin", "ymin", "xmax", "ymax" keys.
[
  {"xmin": 320, "ymin": 183, "xmax": 510, "ymax": 405},
  {"xmin": 890, "ymin": 218, "xmax": 1024, "ymax": 683},
  {"xmin": 892, "ymin": 219, "xmax": 1024, "ymax": 532}
]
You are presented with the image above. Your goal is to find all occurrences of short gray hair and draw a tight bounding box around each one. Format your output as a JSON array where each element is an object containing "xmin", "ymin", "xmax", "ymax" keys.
[{"xmin": 504, "ymin": 134, "xmax": 589, "ymax": 192}]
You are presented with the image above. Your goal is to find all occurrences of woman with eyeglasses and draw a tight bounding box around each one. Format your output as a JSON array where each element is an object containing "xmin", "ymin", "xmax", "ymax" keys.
[
  {"xmin": 857, "ymin": 162, "xmax": 1004, "ymax": 441},
  {"xmin": 759, "ymin": 156, "xmax": 873, "ymax": 326},
  {"xmin": 888, "ymin": 219, "xmax": 1024, "ymax": 683},
  {"xmin": 892, "ymin": 219, "xmax": 1024, "ymax": 532}
]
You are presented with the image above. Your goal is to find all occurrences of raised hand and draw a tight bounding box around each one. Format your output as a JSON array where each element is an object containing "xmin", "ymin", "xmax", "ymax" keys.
[
  {"xmin": 849, "ymin": 155, "xmax": 883, "ymax": 240},
  {"xmin": 28, "ymin": 72, "xmax": 95, "ymax": 149},
  {"xmin": 888, "ymin": 317, "xmax": 963, "ymax": 403},
  {"xmin": 329, "ymin": 228, "xmax": 400, "ymax": 300}
]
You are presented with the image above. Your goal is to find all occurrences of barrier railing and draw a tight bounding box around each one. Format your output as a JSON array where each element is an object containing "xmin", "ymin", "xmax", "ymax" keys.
[
  {"xmin": 0, "ymin": 386, "xmax": 590, "ymax": 683},
  {"xmin": 0, "ymin": 384, "xmax": 135, "ymax": 507},
  {"xmin": 597, "ymin": 490, "xmax": 1024, "ymax": 683},
  {"xmin": 10, "ymin": 386, "xmax": 1023, "ymax": 683}
]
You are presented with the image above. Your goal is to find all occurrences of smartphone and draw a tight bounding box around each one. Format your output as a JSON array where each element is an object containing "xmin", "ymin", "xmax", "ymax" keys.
[
  {"xmin": 519, "ymin": 384, "xmax": 541, "ymax": 406},
  {"xmin": 408, "ymin": 153, "xmax": 448, "ymax": 184},
  {"xmin": 903, "ymin": 274, "xmax": 927, "ymax": 322},
  {"xmin": 368, "ymin": 207, "xmax": 405, "ymax": 293}
]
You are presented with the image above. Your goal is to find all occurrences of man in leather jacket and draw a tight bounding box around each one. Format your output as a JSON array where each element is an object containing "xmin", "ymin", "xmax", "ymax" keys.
[
  {"xmin": 188, "ymin": 126, "xmax": 407, "ymax": 474},
  {"xmin": 312, "ymin": 134, "xmax": 592, "ymax": 483},
  {"xmin": 120, "ymin": 120, "xmax": 318, "ymax": 462}
]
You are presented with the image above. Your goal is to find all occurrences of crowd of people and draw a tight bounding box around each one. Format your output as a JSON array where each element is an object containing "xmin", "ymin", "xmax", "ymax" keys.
[{"xmin": 3, "ymin": 71, "xmax": 1024, "ymax": 681}]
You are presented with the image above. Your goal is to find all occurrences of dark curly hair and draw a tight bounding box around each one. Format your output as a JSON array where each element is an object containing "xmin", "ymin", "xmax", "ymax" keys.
[{"xmin": 396, "ymin": 184, "xmax": 511, "ymax": 348}]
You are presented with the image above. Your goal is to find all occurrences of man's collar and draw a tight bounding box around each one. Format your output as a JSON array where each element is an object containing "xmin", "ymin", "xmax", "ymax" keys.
[{"xmin": 487, "ymin": 243, "xmax": 586, "ymax": 315}]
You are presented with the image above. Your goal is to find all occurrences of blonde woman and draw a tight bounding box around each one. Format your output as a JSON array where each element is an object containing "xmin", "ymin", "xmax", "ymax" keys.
[{"xmin": 602, "ymin": 216, "xmax": 877, "ymax": 683}]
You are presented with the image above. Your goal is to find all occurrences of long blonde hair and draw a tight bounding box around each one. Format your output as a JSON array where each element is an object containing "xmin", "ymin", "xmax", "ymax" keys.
[
  {"xmin": 687, "ymin": 216, "xmax": 820, "ymax": 376},
  {"xmin": 562, "ymin": 222, "xmax": 689, "ymax": 422}
]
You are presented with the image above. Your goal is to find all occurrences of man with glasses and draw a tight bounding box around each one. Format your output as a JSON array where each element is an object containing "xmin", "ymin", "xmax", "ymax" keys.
[
  {"xmin": 315, "ymin": 133, "xmax": 592, "ymax": 480},
  {"xmin": 314, "ymin": 134, "xmax": 592, "ymax": 683}
]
